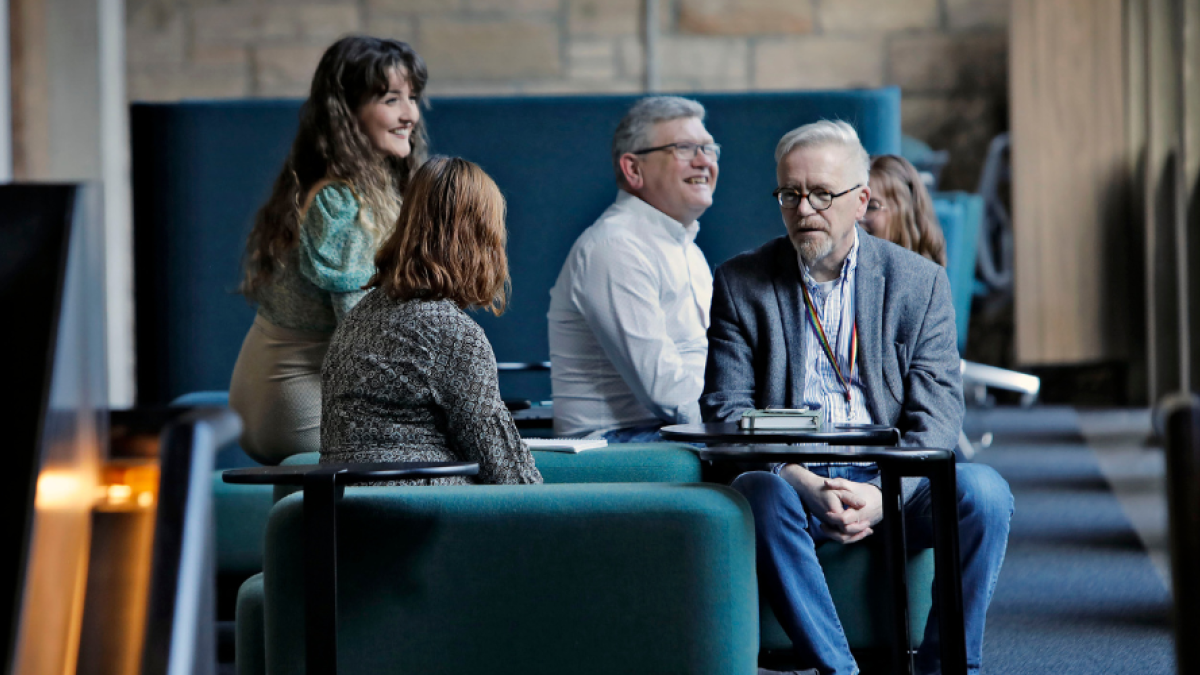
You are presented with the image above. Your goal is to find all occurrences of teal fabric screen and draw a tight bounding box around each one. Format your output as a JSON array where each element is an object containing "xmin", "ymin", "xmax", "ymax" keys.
[{"xmin": 933, "ymin": 191, "xmax": 985, "ymax": 351}]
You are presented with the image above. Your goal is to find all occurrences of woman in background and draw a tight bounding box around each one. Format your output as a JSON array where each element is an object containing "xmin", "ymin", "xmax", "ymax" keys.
[
  {"xmin": 860, "ymin": 154, "xmax": 947, "ymax": 267},
  {"xmin": 230, "ymin": 36, "xmax": 429, "ymax": 464},
  {"xmin": 321, "ymin": 156, "xmax": 542, "ymax": 486}
]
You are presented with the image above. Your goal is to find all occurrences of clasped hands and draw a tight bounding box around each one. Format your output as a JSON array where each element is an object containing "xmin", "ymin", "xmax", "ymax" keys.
[{"xmin": 780, "ymin": 464, "xmax": 884, "ymax": 544}]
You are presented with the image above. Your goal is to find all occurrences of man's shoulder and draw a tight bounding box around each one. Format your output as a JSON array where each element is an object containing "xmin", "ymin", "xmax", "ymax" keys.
[
  {"xmin": 862, "ymin": 232, "xmax": 945, "ymax": 285},
  {"xmin": 570, "ymin": 201, "xmax": 651, "ymax": 251}
]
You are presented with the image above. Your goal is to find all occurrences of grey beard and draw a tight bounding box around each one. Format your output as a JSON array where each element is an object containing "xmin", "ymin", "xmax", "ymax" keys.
[{"xmin": 795, "ymin": 233, "xmax": 834, "ymax": 266}]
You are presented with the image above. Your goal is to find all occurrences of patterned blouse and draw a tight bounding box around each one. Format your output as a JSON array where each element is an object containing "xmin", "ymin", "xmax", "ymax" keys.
[
  {"xmin": 256, "ymin": 184, "xmax": 376, "ymax": 333},
  {"xmin": 320, "ymin": 292, "xmax": 543, "ymax": 486}
]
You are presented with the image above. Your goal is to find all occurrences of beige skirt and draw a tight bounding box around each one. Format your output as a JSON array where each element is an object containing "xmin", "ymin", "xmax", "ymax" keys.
[{"xmin": 229, "ymin": 314, "xmax": 332, "ymax": 464}]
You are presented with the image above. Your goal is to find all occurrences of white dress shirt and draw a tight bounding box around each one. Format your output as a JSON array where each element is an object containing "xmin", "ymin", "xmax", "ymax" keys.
[{"xmin": 548, "ymin": 191, "xmax": 713, "ymax": 436}]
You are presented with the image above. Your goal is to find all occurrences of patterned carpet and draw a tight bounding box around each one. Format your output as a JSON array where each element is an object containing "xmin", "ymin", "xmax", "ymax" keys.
[{"xmin": 966, "ymin": 407, "xmax": 1175, "ymax": 675}]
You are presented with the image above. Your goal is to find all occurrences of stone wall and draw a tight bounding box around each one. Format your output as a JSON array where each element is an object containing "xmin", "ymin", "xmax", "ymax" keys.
[{"xmin": 127, "ymin": 0, "xmax": 1009, "ymax": 189}]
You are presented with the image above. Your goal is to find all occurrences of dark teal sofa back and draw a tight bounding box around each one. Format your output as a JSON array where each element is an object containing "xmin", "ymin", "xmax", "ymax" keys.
[
  {"xmin": 132, "ymin": 89, "xmax": 901, "ymax": 404},
  {"xmin": 262, "ymin": 484, "xmax": 758, "ymax": 674}
]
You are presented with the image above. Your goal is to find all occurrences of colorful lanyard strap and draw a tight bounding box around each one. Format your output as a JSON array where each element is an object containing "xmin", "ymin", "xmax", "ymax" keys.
[{"xmin": 800, "ymin": 281, "xmax": 858, "ymax": 404}]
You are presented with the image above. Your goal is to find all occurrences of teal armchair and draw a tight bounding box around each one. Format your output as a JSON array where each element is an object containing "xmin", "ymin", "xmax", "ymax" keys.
[{"xmin": 244, "ymin": 483, "xmax": 758, "ymax": 674}]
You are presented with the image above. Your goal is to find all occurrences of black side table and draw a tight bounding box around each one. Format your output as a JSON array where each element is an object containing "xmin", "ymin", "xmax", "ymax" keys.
[
  {"xmin": 223, "ymin": 461, "xmax": 479, "ymax": 675},
  {"xmin": 660, "ymin": 422, "xmax": 901, "ymax": 446},
  {"xmin": 698, "ymin": 445, "xmax": 965, "ymax": 675}
]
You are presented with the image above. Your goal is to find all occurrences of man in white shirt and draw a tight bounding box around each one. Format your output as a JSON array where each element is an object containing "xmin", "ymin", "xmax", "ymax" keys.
[{"xmin": 548, "ymin": 96, "xmax": 718, "ymax": 439}]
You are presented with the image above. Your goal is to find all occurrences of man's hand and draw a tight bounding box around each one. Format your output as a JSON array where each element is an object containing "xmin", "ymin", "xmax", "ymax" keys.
[{"xmin": 779, "ymin": 465, "xmax": 884, "ymax": 544}]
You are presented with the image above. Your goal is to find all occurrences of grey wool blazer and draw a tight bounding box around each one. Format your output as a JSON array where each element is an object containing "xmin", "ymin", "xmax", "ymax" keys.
[{"xmin": 700, "ymin": 228, "xmax": 964, "ymax": 455}]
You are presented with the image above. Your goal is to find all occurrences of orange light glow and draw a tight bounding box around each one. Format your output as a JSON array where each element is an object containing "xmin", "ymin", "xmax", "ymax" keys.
[
  {"xmin": 35, "ymin": 470, "xmax": 91, "ymax": 510},
  {"xmin": 106, "ymin": 485, "xmax": 132, "ymax": 503},
  {"xmin": 95, "ymin": 463, "xmax": 160, "ymax": 512}
]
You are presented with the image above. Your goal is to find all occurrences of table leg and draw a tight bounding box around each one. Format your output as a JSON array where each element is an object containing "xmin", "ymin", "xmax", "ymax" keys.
[
  {"xmin": 880, "ymin": 470, "xmax": 913, "ymax": 675},
  {"xmin": 930, "ymin": 458, "xmax": 967, "ymax": 675},
  {"xmin": 304, "ymin": 466, "xmax": 345, "ymax": 675}
]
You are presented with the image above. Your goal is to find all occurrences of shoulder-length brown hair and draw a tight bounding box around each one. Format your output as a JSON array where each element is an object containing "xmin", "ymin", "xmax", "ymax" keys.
[
  {"xmin": 869, "ymin": 154, "xmax": 947, "ymax": 267},
  {"xmin": 240, "ymin": 36, "xmax": 429, "ymax": 299},
  {"xmin": 369, "ymin": 156, "xmax": 510, "ymax": 315}
]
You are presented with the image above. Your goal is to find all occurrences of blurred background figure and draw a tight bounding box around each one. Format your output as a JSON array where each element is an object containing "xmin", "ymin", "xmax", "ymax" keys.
[{"xmin": 862, "ymin": 154, "xmax": 947, "ymax": 267}]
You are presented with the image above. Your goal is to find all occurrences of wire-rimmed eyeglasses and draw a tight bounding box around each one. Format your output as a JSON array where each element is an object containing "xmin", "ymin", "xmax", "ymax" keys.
[{"xmin": 631, "ymin": 142, "xmax": 722, "ymax": 162}]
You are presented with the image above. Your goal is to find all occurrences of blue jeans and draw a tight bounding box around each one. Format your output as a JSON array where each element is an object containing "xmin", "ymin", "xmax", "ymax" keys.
[
  {"xmin": 601, "ymin": 423, "xmax": 666, "ymax": 444},
  {"xmin": 732, "ymin": 464, "xmax": 1013, "ymax": 675}
]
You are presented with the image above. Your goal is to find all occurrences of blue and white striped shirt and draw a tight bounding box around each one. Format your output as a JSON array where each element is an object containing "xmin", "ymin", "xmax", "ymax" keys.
[
  {"xmin": 799, "ymin": 231, "xmax": 872, "ymax": 428},
  {"xmin": 794, "ymin": 230, "xmax": 873, "ymax": 471}
]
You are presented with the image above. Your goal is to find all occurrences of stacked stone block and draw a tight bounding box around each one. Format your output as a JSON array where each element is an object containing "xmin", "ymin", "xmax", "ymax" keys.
[{"xmin": 126, "ymin": 0, "xmax": 1009, "ymax": 189}]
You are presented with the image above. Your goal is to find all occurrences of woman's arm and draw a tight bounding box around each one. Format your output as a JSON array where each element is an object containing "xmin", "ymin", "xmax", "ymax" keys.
[
  {"xmin": 298, "ymin": 184, "xmax": 374, "ymax": 320},
  {"xmin": 432, "ymin": 311, "xmax": 543, "ymax": 485}
]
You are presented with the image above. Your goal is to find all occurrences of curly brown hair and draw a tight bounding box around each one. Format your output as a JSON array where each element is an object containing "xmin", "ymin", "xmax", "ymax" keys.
[
  {"xmin": 369, "ymin": 157, "xmax": 510, "ymax": 316},
  {"xmin": 868, "ymin": 154, "xmax": 947, "ymax": 267},
  {"xmin": 240, "ymin": 35, "xmax": 429, "ymax": 299}
]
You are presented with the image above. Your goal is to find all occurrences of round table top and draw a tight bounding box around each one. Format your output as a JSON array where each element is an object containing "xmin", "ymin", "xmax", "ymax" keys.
[
  {"xmin": 696, "ymin": 444, "xmax": 952, "ymax": 464},
  {"xmin": 660, "ymin": 422, "xmax": 900, "ymax": 445},
  {"xmin": 222, "ymin": 461, "xmax": 480, "ymax": 485}
]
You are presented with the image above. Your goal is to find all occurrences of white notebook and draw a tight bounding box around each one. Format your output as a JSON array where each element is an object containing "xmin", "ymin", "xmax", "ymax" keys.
[{"xmin": 522, "ymin": 438, "xmax": 609, "ymax": 453}]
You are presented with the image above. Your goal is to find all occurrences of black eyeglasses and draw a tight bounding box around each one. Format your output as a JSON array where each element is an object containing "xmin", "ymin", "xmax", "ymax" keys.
[
  {"xmin": 631, "ymin": 142, "xmax": 721, "ymax": 162},
  {"xmin": 772, "ymin": 185, "xmax": 861, "ymax": 211}
]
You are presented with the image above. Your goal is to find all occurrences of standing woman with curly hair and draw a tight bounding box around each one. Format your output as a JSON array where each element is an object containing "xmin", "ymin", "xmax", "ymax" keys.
[
  {"xmin": 230, "ymin": 36, "xmax": 429, "ymax": 464},
  {"xmin": 860, "ymin": 154, "xmax": 947, "ymax": 266}
]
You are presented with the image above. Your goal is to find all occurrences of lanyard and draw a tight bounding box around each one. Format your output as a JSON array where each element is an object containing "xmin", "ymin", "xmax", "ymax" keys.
[{"xmin": 800, "ymin": 281, "xmax": 858, "ymax": 405}]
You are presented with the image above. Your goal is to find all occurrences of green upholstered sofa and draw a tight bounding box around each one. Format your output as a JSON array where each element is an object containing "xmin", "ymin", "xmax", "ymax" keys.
[
  {"xmin": 240, "ymin": 483, "xmax": 758, "ymax": 674},
  {"xmin": 184, "ymin": 380, "xmax": 703, "ymax": 596},
  {"xmin": 236, "ymin": 451, "xmax": 935, "ymax": 673},
  {"xmin": 194, "ymin": 394, "xmax": 932, "ymax": 670},
  {"xmin": 185, "ymin": 378, "xmax": 703, "ymax": 615}
]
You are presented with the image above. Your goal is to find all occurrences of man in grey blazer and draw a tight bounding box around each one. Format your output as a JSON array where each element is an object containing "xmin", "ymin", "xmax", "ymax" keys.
[{"xmin": 701, "ymin": 121, "xmax": 1012, "ymax": 675}]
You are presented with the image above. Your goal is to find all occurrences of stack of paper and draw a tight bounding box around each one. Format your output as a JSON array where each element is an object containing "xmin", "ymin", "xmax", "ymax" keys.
[{"xmin": 521, "ymin": 438, "xmax": 609, "ymax": 453}]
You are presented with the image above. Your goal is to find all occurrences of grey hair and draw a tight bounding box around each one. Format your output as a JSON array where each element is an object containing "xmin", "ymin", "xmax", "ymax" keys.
[
  {"xmin": 774, "ymin": 120, "xmax": 870, "ymax": 185},
  {"xmin": 611, "ymin": 96, "xmax": 706, "ymax": 186}
]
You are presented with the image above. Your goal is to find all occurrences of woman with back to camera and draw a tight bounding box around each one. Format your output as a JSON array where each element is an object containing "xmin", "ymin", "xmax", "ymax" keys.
[
  {"xmin": 230, "ymin": 36, "xmax": 429, "ymax": 465},
  {"xmin": 321, "ymin": 156, "xmax": 543, "ymax": 485},
  {"xmin": 860, "ymin": 154, "xmax": 948, "ymax": 266}
]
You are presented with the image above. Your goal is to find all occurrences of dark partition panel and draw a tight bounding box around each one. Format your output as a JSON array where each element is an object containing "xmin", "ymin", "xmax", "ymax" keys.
[
  {"xmin": 1163, "ymin": 394, "xmax": 1199, "ymax": 675},
  {"xmin": 0, "ymin": 184, "xmax": 108, "ymax": 674},
  {"xmin": 131, "ymin": 102, "xmax": 297, "ymax": 408},
  {"xmin": 131, "ymin": 89, "xmax": 901, "ymax": 404},
  {"xmin": 0, "ymin": 185, "xmax": 75, "ymax": 674}
]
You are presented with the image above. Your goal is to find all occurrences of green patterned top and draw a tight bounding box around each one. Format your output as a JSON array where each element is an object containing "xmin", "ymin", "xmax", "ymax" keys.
[{"xmin": 256, "ymin": 184, "xmax": 377, "ymax": 334}]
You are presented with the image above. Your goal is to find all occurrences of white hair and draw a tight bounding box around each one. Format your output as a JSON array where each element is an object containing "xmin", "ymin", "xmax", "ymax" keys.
[
  {"xmin": 774, "ymin": 120, "xmax": 870, "ymax": 185},
  {"xmin": 612, "ymin": 96, "xmax": 706, "ymax": 185}
]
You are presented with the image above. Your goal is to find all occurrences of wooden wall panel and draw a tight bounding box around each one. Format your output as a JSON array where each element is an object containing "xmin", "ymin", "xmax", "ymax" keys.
[
  {"xmin": 1130, "ymin": 0, "xmax": 1200, "ymax": 402},
  {"xmin": 1182, "ymin": 0, "xmax": 1200, "ymax": 394},
  {"xmin": 1011, "ymin": 0, "xmax": 1131, "ymax": 366},
  {"xmin": 9, "ymin": 0, "xmax": 49, "ymax": 179},
  {"xmin": 1143, "ymin": 0, "xmax": 1186, "ymax": 398}
]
